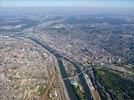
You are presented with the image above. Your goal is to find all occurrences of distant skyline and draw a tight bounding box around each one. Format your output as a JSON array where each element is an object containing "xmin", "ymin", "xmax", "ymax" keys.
[{"xmin": 1, "ymin": 0, "xmax": 134, "ymax": 8}]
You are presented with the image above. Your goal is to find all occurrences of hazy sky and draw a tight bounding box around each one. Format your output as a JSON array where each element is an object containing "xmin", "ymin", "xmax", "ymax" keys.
[{"xmin": 1, "ymin": 0, "xmax": 134, "ymax": 8}]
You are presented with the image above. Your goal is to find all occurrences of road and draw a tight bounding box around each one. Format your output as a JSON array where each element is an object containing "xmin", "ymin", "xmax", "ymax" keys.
[{"xmin": 39, "ymin": 74, "xmax": 56, "ymax": 100}]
